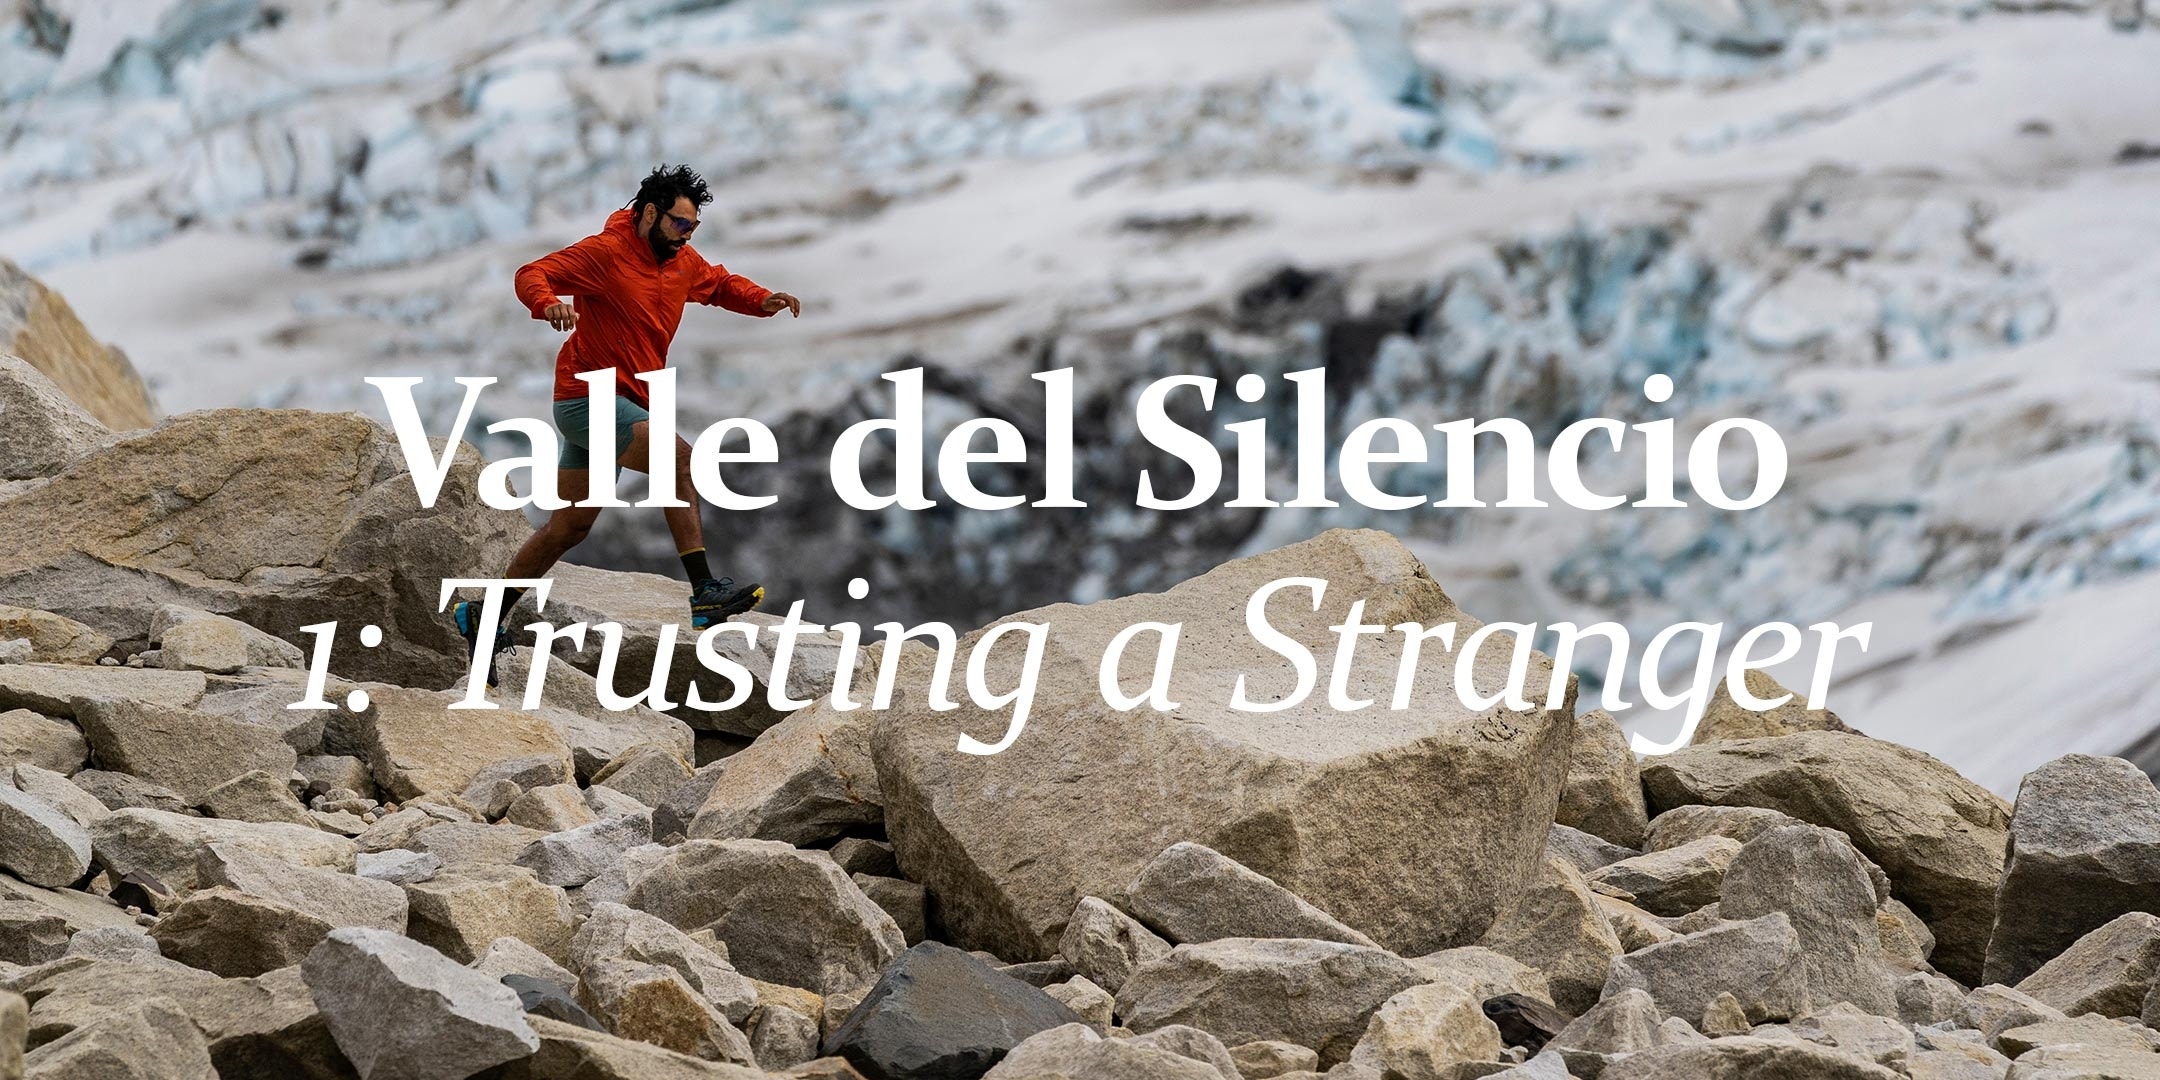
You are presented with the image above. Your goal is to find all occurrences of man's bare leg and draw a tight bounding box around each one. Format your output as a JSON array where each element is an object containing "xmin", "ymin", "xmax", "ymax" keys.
[
  {"xmin": 619, "ymin": 420, "xmax": 763, "ymax": 623},
  {"xmin": 505, "ymin": 466, "xmax": 599, "ymax": 580}
]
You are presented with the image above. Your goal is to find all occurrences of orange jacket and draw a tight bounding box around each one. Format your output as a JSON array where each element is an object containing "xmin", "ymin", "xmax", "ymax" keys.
[{"xmin": 514, "ymin": 209, "xmax": 774, "ymax": 408}]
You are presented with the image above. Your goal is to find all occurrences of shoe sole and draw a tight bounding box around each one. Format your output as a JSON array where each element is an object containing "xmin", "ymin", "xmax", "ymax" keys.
[{"xmin": 692, "ymin": 585, "xmax": 765, "ymax": 629}]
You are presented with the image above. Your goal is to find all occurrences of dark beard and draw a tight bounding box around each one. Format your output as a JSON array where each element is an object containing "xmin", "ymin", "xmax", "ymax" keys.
[{"xmin": 648, "ymin": 233, "xmax": 683, "ymax": 263}]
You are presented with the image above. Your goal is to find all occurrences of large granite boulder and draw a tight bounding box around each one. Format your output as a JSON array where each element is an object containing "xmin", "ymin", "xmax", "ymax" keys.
[
  {"xmin": 0, "ymin": 355, "xmax": 108, "ymax": 481},
  {"xmin": 1640, "ymin": 731, "xmax": 2009, "ymax": 984},
  {"xmin": 0, "ymin": 409, "xmax": 528, "ymax": 686},
  {"xmin": 872, "ymin": 529, "xmax": 1574, "ymax": 960},
  {"xmin": 1986, "ymin": 754, "xmax": 2160, "ymax": 987},
  {"xmin": 0, "ymin": 257, "xmax": 156, "ymax": 431}
]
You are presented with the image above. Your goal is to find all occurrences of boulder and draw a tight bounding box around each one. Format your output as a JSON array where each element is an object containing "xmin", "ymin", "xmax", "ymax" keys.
[
  {"xmin": 0, "ymin": 711, "xmax": 86, "ymax": 777},
  {"xmin": 200, "ymin": 685, "xmax": 333, "ymax": 757},
  {"xmin": 1041, "ymin": 978, "xmax": 1114, "ymax": 1031},
  {"xmin": 486, "ymin": 1014, "xmax": 768, "ymax": 1080},
  {"xmin": 625, "ymin": 839, "xmax": 904, "ymax": 995},
  {"xmin": 403, "ymin": 865, "xmax": 576, "ymax": 964},
  {"xmin": 1228, "ymin": 1041, "xmax": 1319, "ymax": 1079},
  {"xmin": 1961, "ymin": 983, "xmax": 2068, "ymax": 1046},
  {"xmin": 1639, "ymin": 731, "xmax": 2009, "ymax": 983},
  {"xmin": 0, "ymin": 410, "xmax": 528, "ymax": 687},
  {"xmin": 1407, "ymin": 946, "xmax": 1555, "ymax": 1006},
  {"xmin": 1059, "ymin": 896, "xmax": 1173, "ymax": 997},
  {"xmin": 1126, "ymin": 842, "xmax": 1377, "ymax": 948},
  {"xmin": 487, "ymin": 647, "xmax": 695, "ymax": 782},
  {"xmin": 0, "ymin": 664, "xmax": 204, "ymax": 718},
  {"xmin": 1601, "ymin": 913, "xmax": 1811, "ymax": 1025},
  {"xmin": 89, "ymin": 808, "xmax": 353, "ymax": 891},
  {"xmin": 1480, "ymin": 856, "xmax": 1623, "ymax": 1015},
  {"xmin": 516, "ymin": 810, "xmax": 655, "ymax": 888},
  {"xmin": 20, "ymin": 1001, "xmax": 216, "ymax": 1080},
  {"xmin": 356, "ymin": 849, "xmax": 442, "ymax": 886},
  {"xmin": 1586, "ymin": 838, "xmax": 1740, "ymax": 918},
  {"xmin": 151, "ymin": 889, "xmax": 348, "ymax": 977},
  {"xmin": 855, "ymin": 875, "xmax": 928, "ymax": 947},
  {"xmin": 72, "ymin": 769, "xmax": 192, "ymax": 814},
  {"xmin": 0, "ymin": 607, "xmax": 112, "ymax": 665},
  {"xmin": 1347, "ymin": 981, "xmax": 1502, "ymax": 1080},
  {"xmin": 652, "ymin": 763, "xmax": 728, "ymax": 844},
  {"xmin": 302, "ymin": 926, "xmax": 540, "ymax": 1080},
  {"xmin": 686, "ymin": 703, "xmax": 880, "ymax": 846},
  {"xmin": 1113, "ymin": 937, "xmax": 1427, "ymax": 1067},
  {"xmin": 13, "ymin": 765, "xmax": 107, "ymax": 831},
  {"xmin": 1996, "ymin": 1014, "xmax": 2160, "ymax": 1058},
  {"xmin": 2014, "ymin": 911, "xmax": 2160, "ymax": 1019},
  {"xmin": 746, "ymin": 1004, "xmax": 821, "ymax": 1068},
  {"xmin": 1597, "ymin": 1036, "xmax": 1900, "ymax": 1079},
  {"xmin": 820, "ymin": 942, "xmax": 1082, "ymax": 1080},
  {"xmin": 150, "ymin": 606, "xmax": 304, "ymax": 671},
  {"xmin": 1545, "ymin": 824, "xmax": 1637, "ymax": 875},
  {"xmin": 0, "ymin": 257, "xmax": 157, "ymax": 430},
  {"xmin": 592, "ymin": 744, "xmax": 696, "ymax": 809},
  {"xmin": 412, "ymin": 820, "xmax": 552, "ymax": 870},
  {"xmin": 1557, "ymin": 710, "xmax": 1648, "ymax": 848},
  {"xmin": 197, "ymin": 770, "xmax": 315, "ymax": 827},
  {"xmin": 358, "ymin": 685, "xmax": 573, "ymax": 801},
  {"xmin": 569, "ymin": 903, "xmax": 758, "ymax": 1024},
  {"xmin": 519, "ymin": 563, "xmax": 844, "ymax": 736},
  {"xmin": 473, "ymin": 936, "xmax": 580, "ymax": 988},
  {"xmin": 1688, "ymin": 670, "xmax": 1859, "ymax": 746},
  {"xmin": 73, "ymin": 697, "xmax": 298, "ymax": 803},
  {"xmin": 1719, "ymin": 825, "xmax": 1897, "ymax": 1017},
  {"xmin": 0, "ymin": 354, "xmax": 108, "ymax": 481},
  {"xmin": 575, "ymin": 958, "xmax": 756, "ymax": 1065},
  {"xmin": 508, "ymin": 785, "xmax": 599, "ymax": 833},
  {"xmin": 0, "ymin": 901, "xmax": 71, "ymax": 964},
  {"xmin": 2002, "ymin": 1044, "xmax": 2160, "ymax": 1079},
  {"xmin": 1545, "ymin": 988, "xmax": 1697, "ymax": 1078},
  {"xmin": 1985, "ymin": 755, "xmax": 2160, "ymax": 987},
  {"xmin": 873, "ymin": 530, "xmax": 1573, "ymax": 960},
  {"xmin": 0, "ymin": 782, "xmax": 90, "ymax": 887},
  {"xmin": 195, "ymin": 842, "xmax": 408, "ymax": 931},
  {"xmin": 987, "ymin": 1024, "xmax": 1221, "ymax": 1080},
  {"xmin": 503, "ymin": 973, "xmax": 607, "ymax": 1034}
]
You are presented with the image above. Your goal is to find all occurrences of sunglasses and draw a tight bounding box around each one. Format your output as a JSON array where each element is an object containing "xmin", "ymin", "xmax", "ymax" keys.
[{"xmin": 664, "ymin": 213, "xmax": 700, "ymax": 237}]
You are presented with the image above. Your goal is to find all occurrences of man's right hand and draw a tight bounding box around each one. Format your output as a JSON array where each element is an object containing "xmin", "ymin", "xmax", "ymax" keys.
[{"xmin": 544, "ymin": 302, "xmax": 578, "ymax": 332}]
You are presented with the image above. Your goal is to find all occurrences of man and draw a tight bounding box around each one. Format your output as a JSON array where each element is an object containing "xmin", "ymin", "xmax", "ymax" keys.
[{"xmin": 451, "ymin": 164, "xmax": 800, "ymax": 670}]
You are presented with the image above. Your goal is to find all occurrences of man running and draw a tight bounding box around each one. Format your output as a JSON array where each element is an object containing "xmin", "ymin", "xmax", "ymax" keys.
[{"xmin": 452, "ymin": 164, "xmax": 800, "ymax": 669}]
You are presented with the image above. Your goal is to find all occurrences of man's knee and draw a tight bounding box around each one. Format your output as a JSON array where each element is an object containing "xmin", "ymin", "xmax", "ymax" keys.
[{"xmin": 546, "ymin": 511, "xmax": 598, "ymax": 549}]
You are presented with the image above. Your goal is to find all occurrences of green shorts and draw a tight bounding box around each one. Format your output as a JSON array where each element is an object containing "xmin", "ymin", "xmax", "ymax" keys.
[{"xmin": 553, "ymin": 395, "xmax": 649, "ymax": 470}]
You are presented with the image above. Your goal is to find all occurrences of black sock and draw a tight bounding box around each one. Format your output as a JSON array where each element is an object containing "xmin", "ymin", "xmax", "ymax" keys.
[
  {"xmin": 679, "ymin": 548, "xmax": 714, "ymax": 584},
  {"xmin": 501, "ymin": 587, "xmax": 527, "ymax": 615}
]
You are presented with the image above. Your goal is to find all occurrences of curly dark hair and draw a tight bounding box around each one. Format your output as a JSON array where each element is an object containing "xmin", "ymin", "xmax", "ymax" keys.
[{"xmin": 630, "ymin": 164, "xmax": 711, "ymax": 220}]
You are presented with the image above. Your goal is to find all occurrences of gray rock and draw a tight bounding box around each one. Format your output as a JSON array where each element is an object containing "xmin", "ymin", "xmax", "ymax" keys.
[
  {"xmin": 1113, "ymin": 937, "xmax": 1427, "ymax": 1067},
  {"xmin": 574, "ymin": 957, "xmax": 755, "ymax": 1065},
  {"xmin": 355, "ymin": 849, "xmax": 441, "ymax": 886},
  {"xmin": 0, "ymin": 354, "xmax": 107, "ymax": 481},
  {"xmin": 821, "ymin": 941, "xmax": 1083, "ymax": 1080},
  {"xmin": 293, "ymin": 755, "xmax": 372, "ymax": 800},
  {"xmin": 1558, "ymin": 710, "xmax": 1648, "ymax": 848},
  {"xmin": 686, "ymin": 703, "xmax": 880, "ymax": 847},
  {"xmin": 0, "ymin": 900, "xmax": 70, "ymax": 964},
  {"xmin": 1961, "ymin": 983, "xmax": 2067, "ymax": 1046},
  {"xmin": 505, "ymin": 785, "xmax": 597, "ymax": 833},
  {"xmin": 568, "ymin": 903, "xmax": 757, "ymax": 1024},
  {"xmin": 1545, "ymin": 824, "xmax": 1638, "ymax": 876},
  {"xmin": 0, "ymin": 710, "xmax": 86, "ymax": 775},
  {"xmin": 2014, "ymin": 911, "xmax": 2160, "ymax": 1019},
  {"xmin": 1043, "ymin": 976, "xmax": 1115, "ymax": 1030},
  {"xmin": 582, "ymin": 786, "xmax": 648, "ymax": 820},
  {"xmin": 1895, "ymin": 970, "xmax": 1969, "ymax": 1027},
  {"xmin": 74, "ymin": 697, "xmax": 297, "ymax": 803},
  {"xmin": 470, "ymin": 936, "xmax": 579, "ymax": 988},
  {"xmin": 1060, "ymin": 896, "xmax": 1174, "ymax": 998},
  {"xmin": 1405, "ymin": 946, "xmax": 1554, "ymax": 1006},
  {"xmin": 151, "ymin": 888, "xmax": 349, "ymax": 977},
  {"xmin": 1546, "ymin": 988, "xmax": 1695, "ymax": 1079},
  {"xmin": 831, "ymin": 838, "xmax": 900, "ymax": 879},
  {"xmin": 1601, "ymin": 913, "xmax": 1811, "ymax": 1025},
  {"xmin": 1480, "ymin": 856, "xmax": 1624, "ymax": 1015},
  {"xmin": 649, "ymin": 762, "xmax": 726, "ymax": 844},
  {"xmin": 155, "ymin": 617, "xmax": 251, "ymax": 674},
  {"xmin": 1985, "ymin": 754, "xmax": 2160, "ymax": 987},
  {"xmin": 301, "ymin": 926, "xmax": 540, "ymax": 1080},
  {"xmin": 747, "ymin": 1002, "xmax": 821, "ymax": 1069},
  {"xmin": 64, "ymin": 925, "xmax": 160, "ymax": 962},
  {"xmin": 1720, "ymin": 825, "xmax": 1897, "ymax": 1017},
  {"xmin": 1347, "ymin": 981, "xmax": 1502, "ymax": 1080},
  {"xmin": 1596, "ymin": 1035, "xmax": 1900, "ymax": 1079},
  {"xmin": 989, "ymin": 1023, "xmax": 1221, "ymax": 1080},
  {"xmin": 11, "ymin": 764, "xmax": 107, "ymax": 830},
  {"xmin": 854, "ymin": 874, "xmax": 928, "ymax": 947},
  {"xmin": 0, "ymin": 607, "xmax": 111, "ymax": 667},
  {"xmin": 0, "ymin": 782, "xmax": 89, "ymax": 886},
  {"xmin": 355, "ymin": 685, "xmax": 572, "ymax": 802},
  {"xmin": 198, "ymin": 684, "xmax": 331, "ymax": 755},
  {"xmin": 1128, "ymin": 1025, "xmax": 1241, "ymax": 1080},
  {"xmin": 196, "ymin": 769, "xmax": 314, "ymax": 827},
  {"xmin": 1640, "ymin": 731, "xmax": 2010, "ymax": 984},
  {"xmin": 625, "ymin": 839, "xmax": 904, "ymax": 995},
  {"xmin": 0, "ymin": 664, "xmax": 204, "ymax": 719},
  {"xmin": 20, "ymin": 1000, "xmax": 216, "ymax": 1080},
  {"xmin": 196, "ymin": 842, "xmax": 407, "ymax": 932},
  {"xmin": 591, "ymin": 743, "xmax": 696, "ymax": 810},
  {"xmin": 89, "ymin": 808, "xmax": 353, "ymax": 891},
  {"xmin": 411, "ymin": 820, "xmax": 551, "ymax": 871},
  {"xmin": 501, "ymin": 973, "xmax": 606, "ymax": 1034},
  {"xmin": 2000, "ymin": 1043, "xmax": 2160, "ymax": 1079},
  {"xmin": 1996, "ymin": 1014, "xmax": 2160, "ymax": 1058},
  {"xmin": 485, "ymin": 647, "xmax": 695, "ymax": 783},
  {"xmin": 1126, "ymin": 842, "xmax": 1378, "ymax": 948},
  {"xmin": 872, "ymin": 530, "xmax": 1573, "ymax": 961},
  {"xmin": 404, "ymin": 865, "xmax": 576, "ymax": 964},
  {"xmin": 1228, "ymin": 1041, "xmax": 1320, "ymax": 1080},
  {"xmin": 149, "ymin": 606, "xmax": 304, "ymax": 671},
  {"xmin": 515, "ymin": 810, "xmax": 654, "ymax": 888},
  {"xmin": 1587, "ymin": 838, "xmax": 1741, "ymax": 918},
  {"xmin": 71, "ymin": 770, "xmax": 191, "ymax": 814},
  {"xmin": 1769, "ymin": 1004, "xmax": 1914, "ymax": 1072}
]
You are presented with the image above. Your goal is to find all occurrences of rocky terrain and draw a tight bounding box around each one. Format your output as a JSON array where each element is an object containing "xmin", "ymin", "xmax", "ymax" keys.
[{"xmin": 4, "ymin": 274, "xmax": 2160, "ymax": 1079}]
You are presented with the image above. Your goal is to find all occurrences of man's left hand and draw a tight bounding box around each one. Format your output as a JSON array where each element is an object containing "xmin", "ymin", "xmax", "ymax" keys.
[{"xmin": 762, "ymin": 293, "xmax": 801, "ymax": 318}]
